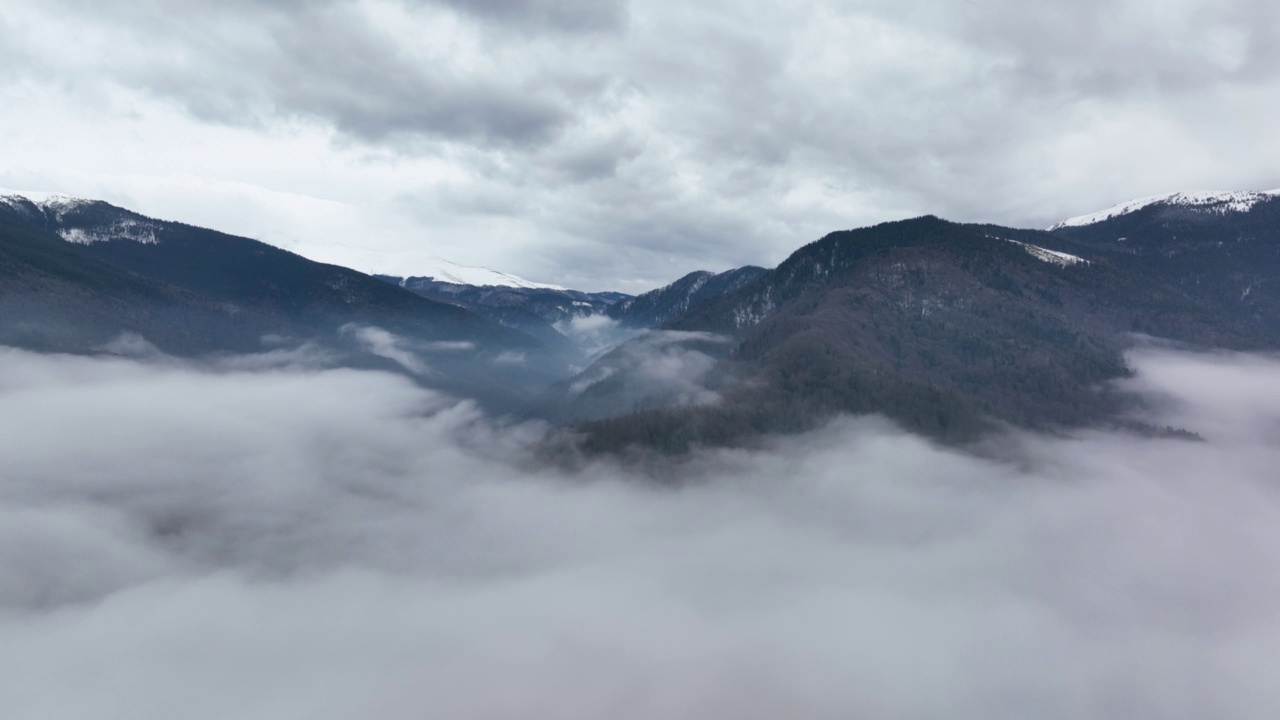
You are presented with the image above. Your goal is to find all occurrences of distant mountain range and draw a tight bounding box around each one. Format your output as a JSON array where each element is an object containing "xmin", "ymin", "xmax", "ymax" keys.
[
  {"xmin": 5, "ymin": 188, "xmax": 1280, "ymax": 450},
  {"xmin": 0, "ymin": 194, "xmax": 578, "ymax": 410},
  {"xmin": 560, "ymin": 191, "xmax": 1280, "ymax": 452},
  {"xmin": 375, "ymin": 274, "xmax": 628, "ymax": 350}
]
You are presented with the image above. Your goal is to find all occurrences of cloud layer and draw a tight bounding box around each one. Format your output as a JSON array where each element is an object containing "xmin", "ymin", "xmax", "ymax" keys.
[
  {"xmin": 1, "ymin": 344, "xmax": 1279, "ymax": 718},
  {"xmin": 2, "ymin": 0, "xmax": 1279, "ymax": 289}
]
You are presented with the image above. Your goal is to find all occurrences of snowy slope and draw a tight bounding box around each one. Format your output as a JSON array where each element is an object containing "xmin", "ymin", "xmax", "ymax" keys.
[
  {"xmin": 1, "ymin": 192, "xmax": 87, "ymax": 219},
  {"xmin": 1012, "ymin": 241, "xmax": 1088, "ymax": 266},
  {"xmin": 2, "ymin": 192, "xmax": 161, "ymax": 245},
  {"xmin": 985, "ymin": 234, "xmax": 1089, "ymax": 266},
  {"xmin": 296, "ymin": 242, "xmax": 569, "ymax": 290},
  {"xmin": 408, "ymin": 258, "xmax": 569, "ymax": 290},
  {"xmin": 1050, "ymin": 190, "xmax": 1280, "ymax": 230}
]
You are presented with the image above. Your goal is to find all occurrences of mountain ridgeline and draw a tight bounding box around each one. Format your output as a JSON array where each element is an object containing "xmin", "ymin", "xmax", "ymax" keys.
[
  {"xmin": 566, "ymin": 193, "xmax": 1280, "ymax": 453},
  {"xmin": 0, "ymin": 195, "xmax": 576, "ymax": 410},
  {"xmin": 4, "ymin": 189, "xmax": 1279, "ymax": 452},
  {"xmin": 373, "ymin": 266, "xmax": 768, "ymax": 341},
  {"xmin": 376, "ymin": 274, "xmax": 629, "ymax": 349},
  {"xmin": 605, "ymin": 266, "xmax": 769, "ymax": 328},
  {"xmin": 1048, "ymin": 191, "xmax": 1280, "ymax": 341}
]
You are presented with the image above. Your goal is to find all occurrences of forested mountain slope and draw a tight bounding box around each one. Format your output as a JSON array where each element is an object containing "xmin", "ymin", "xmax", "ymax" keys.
[{"xmin": 571, "ymin": 215, "xmax": 1280, "ymax": 452}]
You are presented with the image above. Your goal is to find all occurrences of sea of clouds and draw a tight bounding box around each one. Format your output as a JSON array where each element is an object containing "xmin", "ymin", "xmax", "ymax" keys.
[{"xmin": 1, "ymin": 343, "xmax": 1278, "ymax": 719}]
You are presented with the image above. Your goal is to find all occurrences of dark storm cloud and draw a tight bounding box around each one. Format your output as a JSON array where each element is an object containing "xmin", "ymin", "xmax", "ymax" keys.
[{"xmin": 2, "ymin": 344, "xmax": 1280, "ymax": 717}]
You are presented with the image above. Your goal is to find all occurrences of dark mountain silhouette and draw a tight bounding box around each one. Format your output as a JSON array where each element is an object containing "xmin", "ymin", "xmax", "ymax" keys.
[
  {"xmin": 0, "ymin": 196, "xmax": 573, "ymax": 409},
  {"xmin": 1049, "ymin": 192, "xmax": 1280, "ymax": 341},
  {"xmin": 0, "ymin": 205, "xmax": 283, "ymax": 354},
  {"xmin": 607, "ymin": 266, "xmax": 769, "ymax": 328},
  {"xmin": 565, "ymin": 213, "xmax": 1280, "ymax": 453},
  {"xmin": 8, "ymin": 190, "xmax": 1280, "ymax": 448}
]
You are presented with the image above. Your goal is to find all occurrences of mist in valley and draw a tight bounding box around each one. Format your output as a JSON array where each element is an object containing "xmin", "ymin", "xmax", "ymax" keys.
[{"xmin": 1, "ymin": 342, "xmax": 1279, "ymax": 719}]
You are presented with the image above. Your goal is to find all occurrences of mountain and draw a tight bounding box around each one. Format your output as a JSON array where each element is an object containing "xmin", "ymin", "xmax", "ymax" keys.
[
  {"xmin": 606, "ymin": 266, "xmax": 769, "ymax": 328},
  {"xmin": 561, "ymin": 213, "xmax": 1280, "ymax": 454},
  {"xmin": 378, "ymin": 266, "xmax": 766, "ymax": 359},
  {"xmin": 282, "ymin": 241, "xmax": 569, "ymax": 290},
  {"xmin": 1048, "ymin": 190, "xmax": 1280, "ymax": 230},
  {"xmin": 0, "ymin": 200, "xmax": 286, "ymax": 354},
  {"xmin": 523, "ymin": 330, "xmax": 733, "ymax": 426},
  {"xmin": 10, "ymin": 188, "xmax": 1280, "ymax": 452},
  {"xmin": 1048, "ymin": 189, "xmax": 1280, "ymax": 342},
  {"xmin": 523, "ymin": 265, "xmax": 773, "ymax": 423},
  {"xmin": 0, "ymin": 194, "xmax": 574, "ymax": 409},
  {"xmin": 378, "ymin": 258, "xmax": 569, "ymax": 291},
  {"xmin": 377, "ymin": 274, "xmax": 628, "ymax": 349}
]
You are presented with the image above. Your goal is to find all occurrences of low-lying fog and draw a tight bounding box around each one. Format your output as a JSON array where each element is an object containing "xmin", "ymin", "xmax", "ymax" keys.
[{"xmin": 1, "ymin": 343, "xmax": 1278, "ymax": 719}]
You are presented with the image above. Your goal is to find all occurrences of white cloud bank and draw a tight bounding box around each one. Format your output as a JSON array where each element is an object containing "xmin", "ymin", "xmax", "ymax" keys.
[{"xmin": 1, "ymin": 345, "xmax": 1278, "ymax": 718}]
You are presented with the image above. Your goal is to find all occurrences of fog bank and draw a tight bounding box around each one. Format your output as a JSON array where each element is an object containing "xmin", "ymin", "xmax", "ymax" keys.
[{"xmin": 1, "ymin": 345, "xmax": 1278, "ymax": 719}]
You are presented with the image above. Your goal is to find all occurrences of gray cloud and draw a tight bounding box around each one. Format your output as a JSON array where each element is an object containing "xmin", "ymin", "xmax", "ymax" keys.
[
  {"xmin": 8, "ymin": 0, "xmax": 595, "ymax": 148},
  {"xmin": 2, "ymin": 343, "xmax": 1280, "ymax": 717},
  {"xmin": 553, "ymin": 314, "xmax": 643, "ymax": 362},
  {"xmin": 342, "ymin": 324, "xmax": 433, "ymax": 375},
  {"xmin": 430, "ymin": 0, "xmax": 629, "ymax": 34},
  {"xmin": 3, "ymin": 0, "xmax": 1280, "ymax": 289}
]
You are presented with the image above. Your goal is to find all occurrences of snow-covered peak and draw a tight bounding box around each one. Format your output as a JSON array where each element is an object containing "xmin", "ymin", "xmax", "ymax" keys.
[
  {"xmin": 401, "ymin": 256, "xmax": 569, "ymax": 290},
  {"xmin": 2, "ymin": 190, "xmax": 566, "ymax": 289},
  {"xmin": 292, "ymin": 243, "xmax": 569, "ymax": 290},
  {"xmin": 1050, "ymin": 189, "xmax": 1280, "ymax": 230},
  {"xmin": 2, "ymin": 190, "xmax": 160, "ymax": 245},
  {"xmin": 1, "ymin": 191, "xmax": 94, "ymax": 216},
  {"xmin": 0, "ymin": 194, "xmax": 37, "ymax": 218},
  {"xmin": 33, "ymin": 193, "xmax": 91, "ymax": 212}
]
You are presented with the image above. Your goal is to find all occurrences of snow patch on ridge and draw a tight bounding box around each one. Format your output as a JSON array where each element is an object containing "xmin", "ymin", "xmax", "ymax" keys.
[
  {"xmin": 0, "ymin": 195, "xmax": 40, "ymax": 220},
  {"xmin": 2, "ymin": 191, "xmax": 160, "ymax": 245},
  {"xmin": 34, "ymin": 194, "xmax": 94, "ymax": 218},
  {"xmin": 984, "ymin": 233, "xmax": 1090, "ymax": 267},
  {"xmin": 58, "ymin": 221, "xmax": 161, "ymax": 246},
  {"xmin": 1050, "ymin": 190, "xmax": 1280, "ymax": 230},
  {"xmin": 287, "ymin": 243, "xmax": 569, "ymax": 290},
  {"xmin": 3, "ymin": 190, "xmax": 563, "ymax": 289},
  {"xmin": 1005, "ymin": 239, "xmax": 1089, "ymax": 266},
  {"xmin": 404, "ymin": 257, "xmax": 569, "ymax": 291},
  {"xmin": 1, "ymin": 191, "xmax": 93, "ymax": 218}
]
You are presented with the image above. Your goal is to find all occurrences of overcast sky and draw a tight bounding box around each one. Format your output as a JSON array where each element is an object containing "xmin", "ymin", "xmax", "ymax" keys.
[{"xmin": 3, "ymin": 0, "xmax": 1279, "ymax": 291}]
